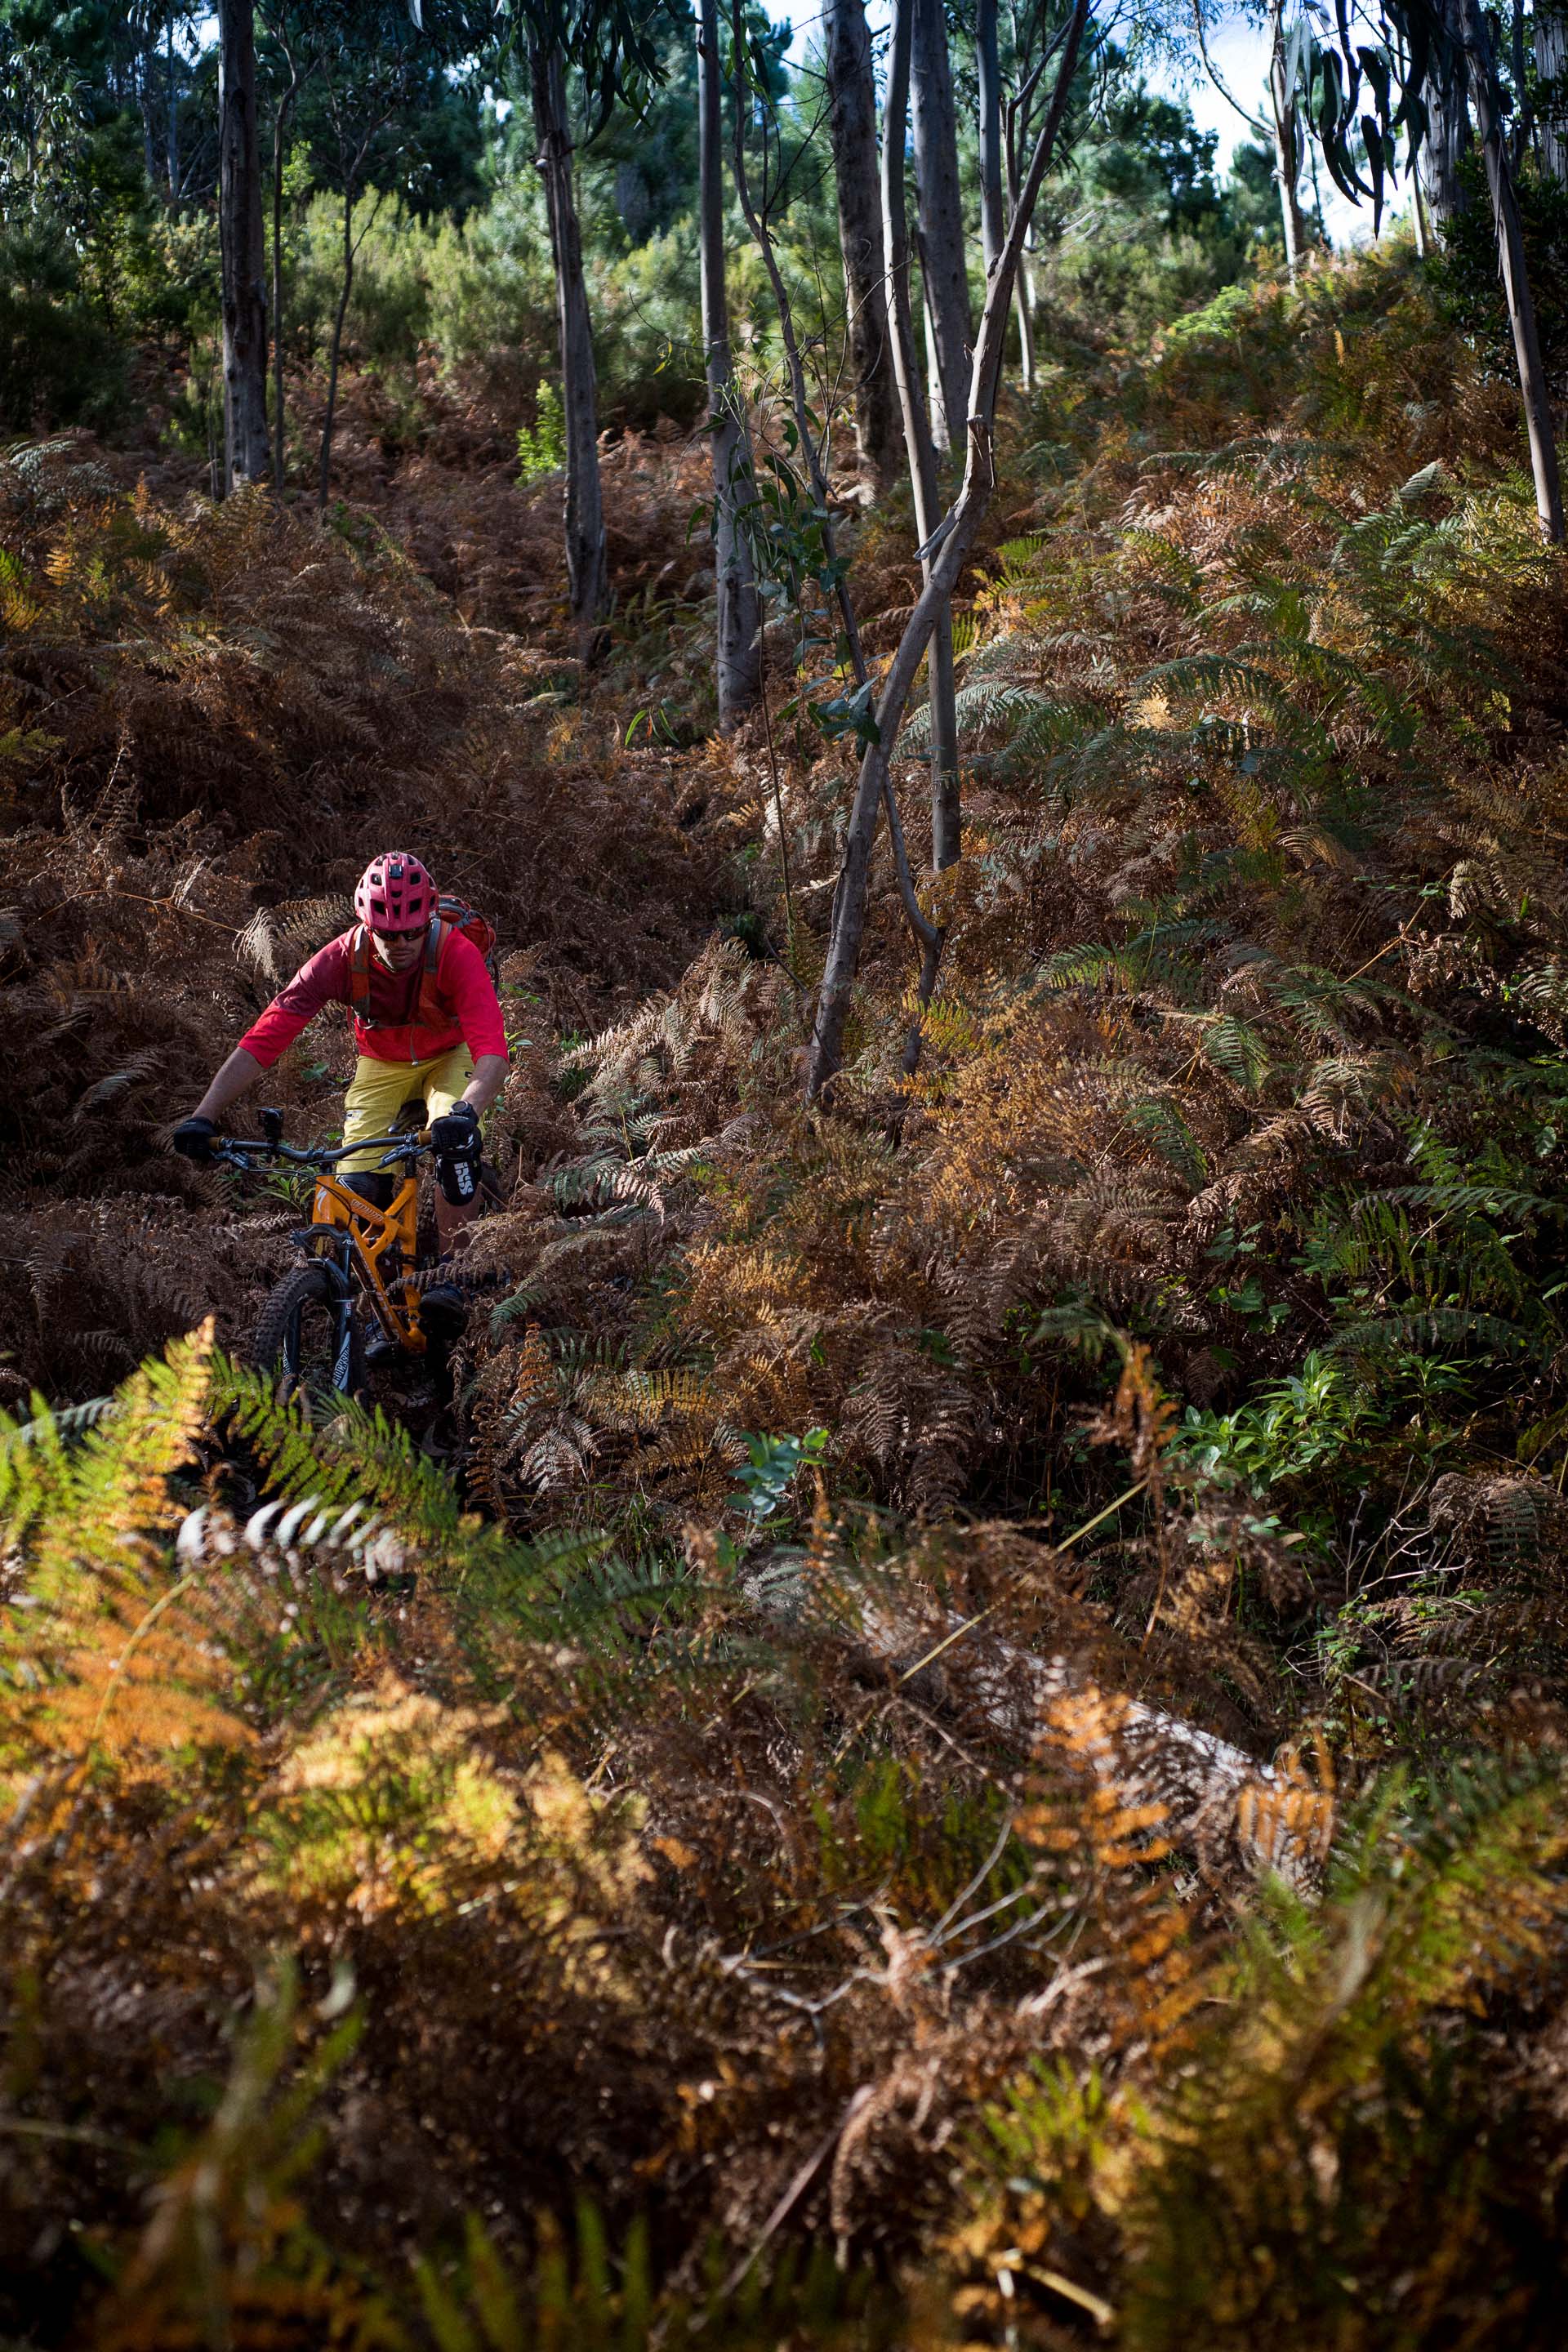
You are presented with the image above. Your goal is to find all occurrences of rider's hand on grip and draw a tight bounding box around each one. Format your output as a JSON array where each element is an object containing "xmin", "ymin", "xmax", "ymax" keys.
[
  {"xmin": 172, "ymin": 1116, "xmax": 219, "ymax": 1162},
  {"xmin": 431, "ymin": 1101, "xmax": 481, "ymax": 1205},
  {"xmin": 430, "ymin": 1102, "xmax": 480, "ymax": 1152}
]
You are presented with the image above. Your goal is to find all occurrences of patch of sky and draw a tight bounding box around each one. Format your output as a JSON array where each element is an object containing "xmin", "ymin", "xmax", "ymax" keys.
[{"xmin": 764, "ymin": 1, "xmax": 1394, "ymax": 250}]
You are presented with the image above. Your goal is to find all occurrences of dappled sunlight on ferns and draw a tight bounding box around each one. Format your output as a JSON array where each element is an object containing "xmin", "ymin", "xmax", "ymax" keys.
[{"xmin": 5, "ymin": 243, "xmax": 1568, "ymax": 2341}]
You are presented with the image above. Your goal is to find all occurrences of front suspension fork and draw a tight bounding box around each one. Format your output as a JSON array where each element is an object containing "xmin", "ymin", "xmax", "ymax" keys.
[{"xmin": 329, "ymin": 1236, "xmax": 357, "ymax": 1391}]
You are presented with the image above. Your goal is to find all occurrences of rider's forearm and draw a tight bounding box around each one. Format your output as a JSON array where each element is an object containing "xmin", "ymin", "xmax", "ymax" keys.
[
  {"xmin": 461, "ymin": 1054, "xmax": 509, "ymax": 1117},
  {"xmin": 193, "ymin": 1049, "xmax": 265, "ymax": 1124}
]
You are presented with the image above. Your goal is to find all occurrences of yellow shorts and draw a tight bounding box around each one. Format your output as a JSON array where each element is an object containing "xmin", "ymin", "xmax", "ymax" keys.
[{"xmin": 340, "ymin": 1046, "xmax": 474, "ymax": 1173}]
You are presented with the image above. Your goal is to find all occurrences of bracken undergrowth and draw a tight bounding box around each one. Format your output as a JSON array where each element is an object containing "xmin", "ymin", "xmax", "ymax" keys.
[{"xmin": 5, "ymin": 243, "xmax": 1568, "ymax": 2346}]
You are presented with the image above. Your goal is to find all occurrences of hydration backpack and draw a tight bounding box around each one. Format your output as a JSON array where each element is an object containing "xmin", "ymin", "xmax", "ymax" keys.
[{"xmin": 348, "ymin": 895, "xmax": 499, "ymax": 1031}]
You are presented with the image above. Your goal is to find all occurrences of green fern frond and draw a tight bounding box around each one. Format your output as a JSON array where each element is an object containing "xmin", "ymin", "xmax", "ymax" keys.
[
  {"xmin": 1202, "ymin": 1016, "xmax": 1272, "ymax": 1094},
  {"xmin": 1323, "ymin": 1308, "xmax": 1536, "ymax": 1361},
  {"xmin": 1356, "ymin": 1183, "xmax": 1566, "ymax": 1225},
  {"xmin": 1129, "ymin": 654, "xmax": 1305, "ymax": 724},
  {"xmin": 906, "ymin": 678, "xmax": 1082, "ymax": 757},
  {"xmin": 1125, "ymin": 1098, "xmax": 1208, "ymax": 1188},
  {"xmin": 212, "ymin": 1357, "xmax": 464, "ymax": 1549},
  {"xmin": 1, "ymin": 1323, "xmax": 215, "ymax": 1601}
]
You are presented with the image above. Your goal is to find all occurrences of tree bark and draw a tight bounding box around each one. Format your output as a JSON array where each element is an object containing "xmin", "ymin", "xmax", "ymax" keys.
[
  {"xmin": 920, "ymin": 249, "xmax": 947, "ymax": 452},
  {"xmin": 166, "ymin": 9, "xmax": 180, "ymax": 200},
  {"xmin": 1512, "ymin": 0, "xmax": 1533, "ymax": 170},
  {"xmin": 270, "ymin": 58, "xmax": 301, "ymax": 499},
  {"xmin": 1266, "ymin": 0, "xmax": 1311, "ymax": 283},
  {"xmin": 805, "ymin": 0, "xmax": 1090, "ymax": 1100},
  {"xmin": 977, "ymin": 0, "xmax": 1005, "ymax": 273},
  {"xmin": 817, "ymin": 1584, "xmax": 1332, "ymax": 1885},
  {"xmin": 881, "ymin": 0, "xmax": 960, "ymax": 881},
  {"xmin": 730, "ymin": 0, "xmax": 938, "ymax": 991},
  {"xmin": 911, "ymin": 0, "xmax": 971, "ymax": 457},
  {"xmin": 138, "ymin": 34, "xmax": 158, "ymax": 193},
  {"xmin": 697, "ymin": 0, "xmax": 762, "ymax": 728},
  {"xmin": 1461, "ymin": 0, "xmax": 1565, "ymax": 541},
  {"xmin": 216, "ymin": 0, "xmax": 270, "ymax": 493},
  {"xmin": 530, "ymin": 42, "xmax": 609, "ymax": 638},
  {"xmin": 1539, "ymin": 0, "xmax": 1568, "ymax": 183},
  {"xmin": 731, "ymin": 26, "xmax": 863, "ymax": 676},
  {"xmin": 1423, "ymin": 0, "xmax": 1473, "ymax": 228},
  {"xmin": 1003, "ymin": 118, "xmax": 1037, "ymax": 391},
  {"xmin": 1013, "ymin": 253, "xmax": 1037, "ymax": 390},
  {"xmin": 823, "ymin": 0, "xmax": 901, "ymax": 492},
  {"xmin": 318, "ymin": 180, "xmax": 357, "ymax": 513}
]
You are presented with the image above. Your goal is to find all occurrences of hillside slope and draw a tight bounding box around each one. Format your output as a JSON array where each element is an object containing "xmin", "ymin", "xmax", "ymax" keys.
[{"xmin": 4, "ymin": 247, "xmax": 1568, "ymax": 2350}]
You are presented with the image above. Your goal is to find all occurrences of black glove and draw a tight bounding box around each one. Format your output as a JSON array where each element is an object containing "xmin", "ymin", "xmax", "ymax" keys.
[
  {"xmin": 172, "ymin": 1115, "xmax": 219, "ymax": 1163},
  {"xmin": 430, "ymin": 1102, "xmax": 481, "ymax": 1153},
  {"xmin": 430, "ymin": 1101, "xmax": 482, "ymax": 1205}
]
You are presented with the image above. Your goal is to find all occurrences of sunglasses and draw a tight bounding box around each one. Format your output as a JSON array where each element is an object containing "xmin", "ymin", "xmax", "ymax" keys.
[{"xmin": 372, "ymin": 925, "xmax": 427, "ymax": 945}]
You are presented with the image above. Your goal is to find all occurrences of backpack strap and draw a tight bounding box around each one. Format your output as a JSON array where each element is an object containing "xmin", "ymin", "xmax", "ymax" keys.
[
  {"xmin": 350, "ymin": 918, "xmax": 460, "ymax": 1038},
  {"xmin": 416, "ymin": 917, "xmax": 452, "ymax": 1027},
  {"xmin": 349, "ymin": 925, "xmax": 373, "ymax": 1016}
]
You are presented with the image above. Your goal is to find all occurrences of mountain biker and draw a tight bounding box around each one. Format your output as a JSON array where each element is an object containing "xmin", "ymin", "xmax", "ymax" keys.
[{"xmin": 172, "ymin": 852, "xmax": 508, "ymax": 1254}]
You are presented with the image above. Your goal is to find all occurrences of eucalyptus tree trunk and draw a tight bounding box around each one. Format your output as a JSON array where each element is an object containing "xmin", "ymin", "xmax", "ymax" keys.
[
  {"xmin": 823, "ymin": 0, "xmax": 901, "ymax": 492},
  {"xmin": 318, "ymin": 179, "xmax": 377, "ymax": 513},
  {"xmin": 530, "ymin": 41, "xmax": 608, "ymax": 636},
  {"xmin": 1423, "ymin": 0, "xmax": 1473, "ymax": 227},
  {"xmin": 805, "ymin": 0, "xmax": 1091, "ymax": 1099},
  {"xmin": 977, "ymin": 0, "xmax": 1005, "ymax": 272},
  {"xmin": 1002, "ymin": 123, "xmax": 1037, "ymax": 390},
  {"xmin": 911, "ymin": 0, "xmax": 971, "ymax": 457},
  {"xmin": 1411, "ymin": 173, "xmax": 1431, "ymax": 254},
  {"xmin": 1266, "ymin": 0, "xmax": 1311, "ymax": 283},
  {"xmin": 1013, "ymin": 255, "xmax": 1038, "ymax": 390},
  {"xmin": 1512, "ymin": 0, "xmax": 1533, "ymax": 167},
  {"xmin": 1539, "ymin": 0, "xmax": 1568, "ymax": 182},
  {"xmin": 882, "ymin": 0, "xmax": 960, "ymax": 878},
  {"xmin": 729, "ymin": 0, "xmax": 937, "ymax": 987},
  {"xmin": 1461, "ymin": 0, "xmax": 1564, "ymax": 541},
  {"xmin": 166, "ymin": 10, "xmax": 180, "ymax": 199},
  {"xmin": 138, "ymin": 34, "xmax": 158, "ymax": 191},
  {"xmin": 1013, "ymin": 249, "xmax": 1037, "ymax": 390},
  {"xmin": 216, "ymin": 0, "xmax": 270, "ymax": 492},
  {"xmin": 697, "ymin": 0, "xmax": 762, "ymax": 727},
  {"xmin": 270, "ymin": 57, "xmax": 301, "ymax": 497}
]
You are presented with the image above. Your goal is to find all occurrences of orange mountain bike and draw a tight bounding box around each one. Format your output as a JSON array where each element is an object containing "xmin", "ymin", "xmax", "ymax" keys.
[{"xmin": 214, "ymin": 1105, "xmax": 477, "ymax": 1401}]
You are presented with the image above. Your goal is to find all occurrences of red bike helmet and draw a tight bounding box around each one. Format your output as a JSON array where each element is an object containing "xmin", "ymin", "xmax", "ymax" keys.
[{"xmin": 354, "ymin": 851, "xmax": 435, "ymax": 933}]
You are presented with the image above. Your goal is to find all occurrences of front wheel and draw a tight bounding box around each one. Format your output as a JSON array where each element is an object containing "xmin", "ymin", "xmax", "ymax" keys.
[{"xmin": 249, "ymin": 1262, "xmax": 365, "ymax": 1405}]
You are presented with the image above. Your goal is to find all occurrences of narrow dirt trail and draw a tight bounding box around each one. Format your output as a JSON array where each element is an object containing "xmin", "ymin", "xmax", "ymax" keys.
[{"xmin": 0, "ymin": 434, "xmax": 740, "ymax": 1408}]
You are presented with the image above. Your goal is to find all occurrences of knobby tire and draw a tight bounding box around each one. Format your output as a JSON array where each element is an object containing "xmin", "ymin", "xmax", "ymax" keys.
[{"xmin": 248, "ymin": 1261, "xmax": 365, "ymax": 1405}]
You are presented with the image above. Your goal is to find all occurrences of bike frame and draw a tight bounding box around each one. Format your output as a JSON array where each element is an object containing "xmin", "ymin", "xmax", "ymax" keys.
[
  {"xmin": 216, "ymin": 1113, "xmax": 435, "ymax": 1362},
  {"xmin": 305, "ymin": 1161, "xmax": 428, "ymax": 1354}
]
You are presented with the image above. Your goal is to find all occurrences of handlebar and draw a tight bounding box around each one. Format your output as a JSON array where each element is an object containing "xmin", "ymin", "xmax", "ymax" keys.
[{"xmin": 212, "ymin": 1127, "xmax": 432, "ymax": 1176}]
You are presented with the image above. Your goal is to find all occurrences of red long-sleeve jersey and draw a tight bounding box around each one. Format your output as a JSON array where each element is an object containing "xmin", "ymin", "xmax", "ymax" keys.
[{"xmin": 238, "ymin": 929, "xmax": 508, "ymax": 1071}]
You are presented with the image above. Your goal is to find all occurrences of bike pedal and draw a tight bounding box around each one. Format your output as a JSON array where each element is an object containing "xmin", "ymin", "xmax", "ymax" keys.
[{"xmin": 364, "ymin": 1333, "xmax": 403, "ymax": 1368}]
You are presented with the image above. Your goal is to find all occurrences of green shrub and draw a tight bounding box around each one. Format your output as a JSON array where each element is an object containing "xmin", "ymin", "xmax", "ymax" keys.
[
  {"xmin": 1428, "ymin": 156, "xmax": 1568, "ymax": 401},
  {"xmin": 424, "ymin": 178, "xmax": 555, "ymax": 361},
  {"xmin": 1157, "ymin": 275, "xmax": 1267, "ymax": 353},
  {"xmin": 289, "ymin": 186, "xmax": 436, "ymax": 369},
  {"xmin": 0, "ymin": 221, "xmax": 123, "ymax": 428},
  {"xmin": 517, "ymin": 381, "xmax": 567, "ymax": 482}
]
